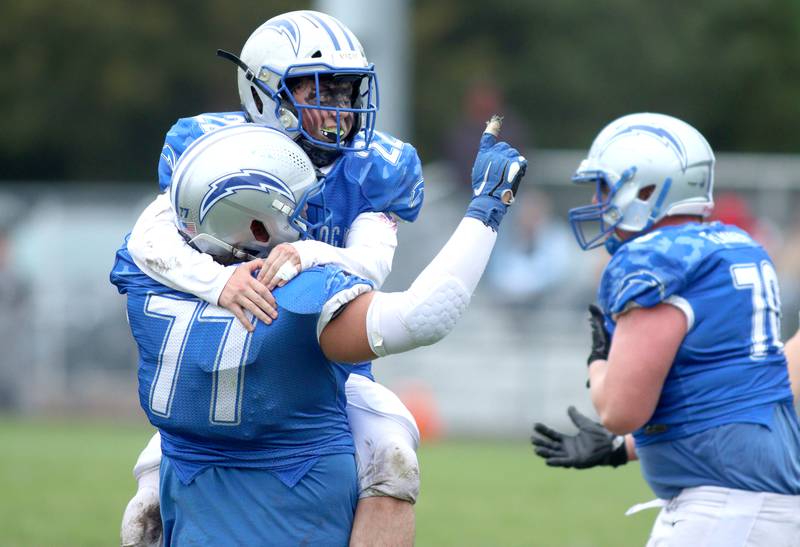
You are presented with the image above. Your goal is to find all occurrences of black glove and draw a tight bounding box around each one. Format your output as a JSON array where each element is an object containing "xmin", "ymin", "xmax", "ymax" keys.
[
  {"xmin": 587, "ymin": 304, "xmax": 610, "ymax": 365},
  {"xmin": 531, "ymin": 406, "xmax": 628, "ymax": 469}
]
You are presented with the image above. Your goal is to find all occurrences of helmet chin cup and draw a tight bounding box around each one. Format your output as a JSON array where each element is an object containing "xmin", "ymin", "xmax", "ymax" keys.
[{"xmin": 188, "ymin": 233, "xmax": 260, "ymax": 265}]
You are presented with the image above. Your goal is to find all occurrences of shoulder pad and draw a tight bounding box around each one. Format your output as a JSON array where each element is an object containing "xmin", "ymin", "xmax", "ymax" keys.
[
  {"xmin": 158, "ymin": 112, "xmax": 248, "ymax": 191},
  {"xmin": 600, "ymin": 228, "xmax": 690, "ymax": 316},
  {"xmin": 693, "ymin": 222, "xmax": 758, "ymax": 251},
  {"xmin": 601, "ymin": 222, "xmax": 763, "ymax": 317},
  {"xmin": 341, "ymin": 131, "xmax": 424, "ymax": 222},
  {"xmin": 275, "ymin": 265, "xmax": 373, "ymax": 315}
]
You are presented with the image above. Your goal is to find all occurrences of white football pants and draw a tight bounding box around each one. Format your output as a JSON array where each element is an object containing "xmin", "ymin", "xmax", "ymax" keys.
[{"xmin": 646, "ymin": 485, "xmax": 800, "ymax": 547}]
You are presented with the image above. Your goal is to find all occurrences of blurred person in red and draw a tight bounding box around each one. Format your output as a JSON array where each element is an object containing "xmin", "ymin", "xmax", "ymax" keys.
[
  {"xmin": 710, "ymin": 191, "xmax": 781, "ymax": 255},
  {"xmin": 712, "ymin": 191, "xmax": 794, "ymax": 336}
]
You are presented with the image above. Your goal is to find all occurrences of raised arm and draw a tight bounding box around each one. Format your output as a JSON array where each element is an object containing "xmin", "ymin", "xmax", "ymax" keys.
[{"xmin": 320, "ymin": 118, "xmax": 526, "ymax": 363}]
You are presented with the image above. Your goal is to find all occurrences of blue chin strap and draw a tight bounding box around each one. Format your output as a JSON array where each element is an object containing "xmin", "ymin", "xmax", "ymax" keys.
[{"xmin": 288, "ymin": 174, "xmax": 331, "ymax": 240}]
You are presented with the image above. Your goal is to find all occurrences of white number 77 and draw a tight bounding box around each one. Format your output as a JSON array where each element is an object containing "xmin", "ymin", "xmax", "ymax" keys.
[
  {"xmin": 731, "ymin": 261, "xmax": 782, "ymax": 359},
  {"xmin": 144, "ymin": 294, "xmax": 253, "ymax": 425}
]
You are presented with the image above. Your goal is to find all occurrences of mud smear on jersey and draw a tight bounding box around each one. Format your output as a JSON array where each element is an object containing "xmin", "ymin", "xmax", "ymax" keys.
[{"xmin": 145, "ymin": 256, "xmax": 179, "ymax": 275}]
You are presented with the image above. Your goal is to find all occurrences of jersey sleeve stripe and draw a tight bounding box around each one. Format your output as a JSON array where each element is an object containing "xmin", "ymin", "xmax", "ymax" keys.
[
  {"xmin": 316, "ymin": 283, "xmax": 374, "ymax": 342},
  {"xmin": 665, "ymin": 295, "xmax": 695, "ymax": 331}
]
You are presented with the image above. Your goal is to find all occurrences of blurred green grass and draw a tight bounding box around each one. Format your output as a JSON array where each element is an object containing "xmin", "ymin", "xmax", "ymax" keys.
[
  {"xmin": 416, "ymin": 440, "xmax": 654, "ymax": 546},
  {"xmin": 0, "ymin": 418, "xmax": 654, "ymax": 546}
]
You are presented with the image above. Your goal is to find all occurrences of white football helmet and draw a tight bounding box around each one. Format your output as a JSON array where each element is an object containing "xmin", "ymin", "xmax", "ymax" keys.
[
  {"xmin": 170, "ymin": 124, "xmax": 320, "ymax": 264},
  {"xmin": 220, "ymin": 10, "xmax": 378, "ymax": 165},
  {"xmin": 569, "ymin": 112, "xmax": 715, "ymax": 252}
]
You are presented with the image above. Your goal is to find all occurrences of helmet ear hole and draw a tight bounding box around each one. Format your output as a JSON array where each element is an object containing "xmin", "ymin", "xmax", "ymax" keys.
[
  {"xmin": 311, "ymin": 50, "xmax": 322, "ymax": 58},
  {"xmin": 250, "ymin": 220, "xmax": 270, "ymax": 243},
  {"xmin": 638, "ymin": 185, "xmax": 656, "ymax": 201},
  {"xmin": 250, "ymin": 86, "xmax": 264, "ymax": 114}
]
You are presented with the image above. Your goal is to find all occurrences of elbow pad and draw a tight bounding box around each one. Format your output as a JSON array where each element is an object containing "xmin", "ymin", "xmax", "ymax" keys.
[{"xmin": 366, "ymin": 274, "xmax": 470, "ymax": 357}]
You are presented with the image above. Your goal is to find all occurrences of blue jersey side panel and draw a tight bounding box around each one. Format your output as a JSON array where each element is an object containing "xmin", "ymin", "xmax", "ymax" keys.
[
  {"xmin": 111, "ymin": 248, "xmax": 373, "ymax": 478},
  {"xmin": 598, "ymin": 222, "xmax": 793, "ymax": 447},
  {"xmin": 637, "ymin": 403, "xmax": 800, "ymax": 498}
]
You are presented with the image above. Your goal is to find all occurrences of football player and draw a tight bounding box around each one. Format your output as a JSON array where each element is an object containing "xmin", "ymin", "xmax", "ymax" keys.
[
  {"xmin": 533, "ymin": 113, "xmax": 800, "ymax": 546},
  {"xmin": 111, "ymin": 121, "xmax": 526, "ymax": 544},
  {"xmin": 119, "ymin": 11, "xmax": 424, "ymax": 546}
]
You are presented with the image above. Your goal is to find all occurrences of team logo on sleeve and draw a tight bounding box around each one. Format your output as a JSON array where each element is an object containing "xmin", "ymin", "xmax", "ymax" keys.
[
  {"xmin": 161, "ymin": 145, "xmax": 177, "ymax": 171},
  {"xmin": 613, "ymin": 269, "xmax": 666, "ymax": 312},
  {"xmin": 409, "ymin": 177, "xmax": 424, "ymax": 208},
  {"xmin": 200, "ymin": 169, "xmax": 294, "ymax": 223}
]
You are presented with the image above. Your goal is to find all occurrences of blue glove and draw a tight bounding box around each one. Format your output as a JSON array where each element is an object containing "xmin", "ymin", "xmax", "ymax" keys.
[{"xmin": 465, "ymin": 124, "xmax": 528, "ymax": 231}]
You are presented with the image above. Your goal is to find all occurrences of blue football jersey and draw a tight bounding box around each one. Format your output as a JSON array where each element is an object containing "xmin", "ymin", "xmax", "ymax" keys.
[
  {"xmin": 157, "ymin": 114, "xmax": 424, "ymax": 226},
  {"xmin": 158, "ymin": 113, "xmax": 248, "ymax": 192},
  {"xmin": 598, "ymin": 222, "xmax": 794, "ymax": 448},
  {"xmin": 304, "ymin": 130, "xmax": 424, "ymax": 248},
  {"xmin": 110, "ymin": 241, "xmax": 374, "ymax": 484},
  {"xmin": 154, "ymin": 114, "xmax": 424, "ymax": 380}
]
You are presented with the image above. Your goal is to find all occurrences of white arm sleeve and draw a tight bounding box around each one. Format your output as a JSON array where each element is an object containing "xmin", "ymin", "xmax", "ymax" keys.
[
  {"xmin": 365, "ymin": 217, "xmax": 496, "ymax": 356},
  {"xmin": 128, "ymin": 192, "xmax": 236, "ymax": 305},
  {"xmin": 289, "ymin": 211, "xmax": 398, "ymax": 288}
]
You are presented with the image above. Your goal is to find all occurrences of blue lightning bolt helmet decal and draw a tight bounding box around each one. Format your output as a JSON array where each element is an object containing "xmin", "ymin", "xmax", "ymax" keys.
[
  {"xmin": 607, "ymin": 124, "xmax": 688, "ymax": 170},
  {"xmin": 200, "ymin": 169, "xmax": 293, "ymax": 224},
  {"xmin": 232, "ymin": 11, "xmax": 379, "ymax": 155},
  {"xmin": 568, "ymin": 113, "xmax": 715, "ymax": 253},
  {"xmin": 264, "ymin": 17, "xmax": 300, "ymax": 56}
]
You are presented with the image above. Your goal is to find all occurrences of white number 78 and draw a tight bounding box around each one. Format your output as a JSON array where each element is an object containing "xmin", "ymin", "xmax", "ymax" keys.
[{"xmin": 731, "ymin": 261, "xmax": 782, "ymax": 359}]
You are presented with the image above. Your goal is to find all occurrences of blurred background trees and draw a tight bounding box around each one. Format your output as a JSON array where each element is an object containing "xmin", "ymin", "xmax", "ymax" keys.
[{"xmin": 4, "ymin": 0, "xmax": 800, "ymax": 182}]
